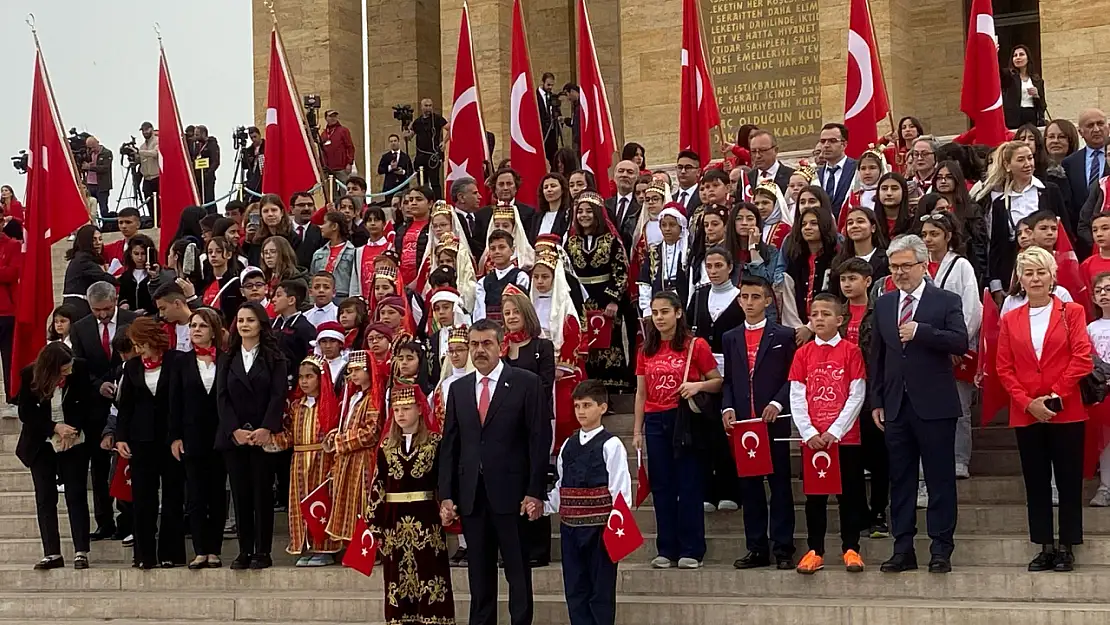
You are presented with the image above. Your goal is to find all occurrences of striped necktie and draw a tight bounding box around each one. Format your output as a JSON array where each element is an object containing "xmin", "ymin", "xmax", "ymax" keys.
[{"xmin": 899, "ymin": 293, "xmax": 914, "ymax": 326}]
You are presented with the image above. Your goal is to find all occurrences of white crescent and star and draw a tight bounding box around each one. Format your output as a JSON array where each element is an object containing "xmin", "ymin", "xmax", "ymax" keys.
[
  {"xmin": 360, "ymin": 528, "xmax": 375, "ymax": 557},
  {"xmin": 812, "ymin": 450, "xmax": 831, "ymax": 479},
  {"xmin": 974, "ymin": 14, "xmax": 1003, "ymax": 113},
  {"xmin": 265, "ymin": 107, "xmax": 278, "ymax": 127},
  {"xmin": 845, "ymin": 30, "xmax": 874, "ymax": 120},
  {"xmin": 450, "ymin": 86, "xmax": 478, "ymax": 130},
  {"xmin": 606, "ymin": 508, "xmax": 626, "ymax": 538},
  {"xmin": 509, "ymin": 74, "xmax": 537, "ymax": 155},
  {"xmin": 309, "ymin": 500, "xmax": 327, "ymax": 522},
  {"xmin": 446, "ymin": 158, "xmax": 471, "ymax": 184},
  {"xmin": 681, "ymin": 48, "xmax": 705, "ymax": 110},
  {"xmin": 740, "ymin": 430, "xmax": 760, "ymax": 459}
]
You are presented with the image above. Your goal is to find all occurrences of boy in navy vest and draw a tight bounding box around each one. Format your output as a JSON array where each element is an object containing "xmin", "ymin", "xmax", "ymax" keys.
[
  {"xmin": 544, "ymin": 379, "xmax": 631, "ymax": 625},
  {"xmin": 473, "ymin": 230, "xmax": 530, "ymax": 322}
]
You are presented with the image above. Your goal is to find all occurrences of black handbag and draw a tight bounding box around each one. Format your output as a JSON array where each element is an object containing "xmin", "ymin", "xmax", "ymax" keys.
[
  {"xmin": 1081, "ymin": 354, "xmax": 1110, "ymax": 406},
  {"xmin": 672, "ymin": 337, "xmax": 713, "ymax": 457}
]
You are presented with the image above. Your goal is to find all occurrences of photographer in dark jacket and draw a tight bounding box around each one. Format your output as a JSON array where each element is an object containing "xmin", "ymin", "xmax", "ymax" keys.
[
  {"xmin": 404, "ymin": 98, "xmax": 449, "ymax": 200},
  {"xmin": 191, "ymin": 125, "xmax": 220, "ymax": 204},
  {"xmin": 241, "ymin": 127, "xmax": 264, "ymax": 195},
  {"xmin": 80, "ymin": 136, "xmax": 113, "ymax": 219}
]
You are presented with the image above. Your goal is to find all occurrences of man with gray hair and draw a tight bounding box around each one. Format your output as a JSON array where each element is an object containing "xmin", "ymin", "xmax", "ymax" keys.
[
  {"xmin": 69, "ymin": 281, "xmax": 138, "ymax": 542},
  {"xmin": 451, "ymin": 176, "xmax": 484, "ymax": 258},
  {"xmin": 869, "ymin": 235, "xmax": 968, "ymax": 574}
]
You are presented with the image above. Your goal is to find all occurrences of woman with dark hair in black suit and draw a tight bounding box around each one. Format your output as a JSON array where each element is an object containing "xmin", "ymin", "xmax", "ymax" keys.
[
  {"xmin": 16, "ymin": 342, "xmax": 94, "ymax": 570},
  {"xmin": 62, "ymin": 224, "xmax": 118, "ymax": 320},
  {"xmin": 117, "ymin": 234, "xmax": 159, "ymax": 316},
  {"xmin": 115, "ymin": 317, "xmax": 186, "ymax": 569},
  {"xmin": 1002, "ymin": 44, "xmax": 1046, "ymax": 130},
  {"xmin": 530, "ymin": 173, "xmax": 573, "ymax": 242},
  {"xmin": 216, "ymin": 302, "xmax": 288, "ymax": 570}
]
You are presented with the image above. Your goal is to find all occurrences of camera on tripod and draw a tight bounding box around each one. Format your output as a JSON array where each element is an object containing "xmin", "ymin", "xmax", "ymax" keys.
[
  {"xmin": 393, "ymin": 104, "xmax": 414, "ymax": 130},
  {"xmin": 68, "ymin": 128, "xmax": 91, "ymax": 163},
  {"xmin": 119, "ymin": 136, "xmax": 139, "ymax": 161},
  {"xmin": 232, "ymin": 126, "xmax": 250, "ymax": 150},
  {"xmin": 10, "ymin": 151, "xmax": 28, "ymax": 175},
  {"xmin": 304, "ymin": 94, "xmax": 322, "ymax": 131}
]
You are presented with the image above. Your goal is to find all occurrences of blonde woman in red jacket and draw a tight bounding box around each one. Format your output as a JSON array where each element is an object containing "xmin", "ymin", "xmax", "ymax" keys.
[{"xmin": 996, "ymin": 246, "xmax": 1093, "ymax": 573}]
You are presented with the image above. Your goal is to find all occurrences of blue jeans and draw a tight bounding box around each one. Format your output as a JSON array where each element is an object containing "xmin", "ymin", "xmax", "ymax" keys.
[{"xmin": 644, "ymin": 409, "xmax": 706, "ymax": 561}]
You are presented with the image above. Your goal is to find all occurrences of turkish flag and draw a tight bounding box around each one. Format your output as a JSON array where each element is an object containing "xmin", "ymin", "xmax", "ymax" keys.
[
  {"xmin": 1055, "ymin": 225, "xmax": 1092, "ymax": 320},
  {"xmin": 731, "ymin": 419, "xmax": 774, "ymax": 478},
  {"xmin": 298, "ymin": 478, "xmax": 333, "ymax": 545},
  {"xmin": 445, "ymin": 4, "xmax": 491, "ymax": 202},
  {"xmin": 843, "ymin": 0, "xmax": 890, "ymax": 158},
  {"xmin": 11, "ymin": 47, "xmax": 91, "ymax": 396},
  {"xmin": 634, "ymin": 449, "xmax": 650, "ymax": 509},
  {"xmin": 603, "ymin": 493, "xmax": 643, "ymax": 562},
  {"xmin": 261, "ymin": 28, "xmax": 322, "ymax": 205},
  {"xmin": 977, "ymin": 288, "xmax": 1007, "ymax": 427},
  {"xmin": 341, "ymin": 515, "xmax": 379, "ymax": 577},
  {"xmin": 109, "ymin": 457, "xmax": 133, "ymax": 502},
  {"xmin": 585, "ymin": 310, "xmax": 612, "ymax": 349},
  {"xmin": 679, "ymin": 0, "xmax": 720, "ymax": 164},
  {"xmin": 801, "ymin": 443, "xmax": 842, "ymax": 496},
  {"xmin": 954, "ymin": 351, "xmax": 978, "ymax": 384},
  {"xmin": 157, "ymin": 46, "xmax": 201, "ymax": 261},
  {"xmin": 575, "ymin": 0, "xmax": 617, "ymax": 198},
  {"xmin": 960, "ymin": 0, "xmax": 1008, "ymax": 147},
  {"xmin": 509, "ymin": 0, "xmax": 547, "ymax": 207}
]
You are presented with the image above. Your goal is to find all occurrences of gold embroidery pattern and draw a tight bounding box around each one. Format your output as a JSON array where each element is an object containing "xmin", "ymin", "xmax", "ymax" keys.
[
  {"xmin": 408, "ymin": 434, "xmax": 440, "ymax": 479},
  {"xmin": 384, "ymin": 516, "xmax": 450, "ymax": 608}
]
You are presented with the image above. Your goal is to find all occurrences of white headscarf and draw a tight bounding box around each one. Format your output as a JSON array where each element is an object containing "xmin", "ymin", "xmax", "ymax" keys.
[
  {"xmin": 530, "ymin": 252, "xmax": 580, "ymax": 353},
  {"xmin": 478, "ymin": 203, "xmax": 535, "ymax": 272}
]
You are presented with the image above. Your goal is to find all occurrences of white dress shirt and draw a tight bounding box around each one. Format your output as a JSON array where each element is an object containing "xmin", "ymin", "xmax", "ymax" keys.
[
  {"xmin": 789, "ymin": 333, "xmax": 866, "ymax": 443},
  {"xmin": 674, "ymin": 185, "xmax": 698, "ymax": 207},
  {"xmin": 474, "ymin": 360, "xmax": 506, "ymax": 400},
  {"xmin": 143, "ymin": 367, "xmax": 161, "ymax": 395},
  {"xmin": 173, "ymin": 323, "xmax": 192, "ymax": 352},
  {"xmin": 545, "ymin": 425, "xmax": 633, "ymax": 515},
  {"xmin": 1002, "ymin": 177, "xmax": 1045, "ymax": 227},
  {"xmin": 241, "ymin": 345, "xmax": 260, "ymax": 373},
  {"xmin": 473, "ymin": 268, "xmax": 531, "ymax": 321},
  {"xmin": 897, "ymin": 279, "xmax": 927, "ymax": 325},
  {"xmin": 305, "ymin": 302, "xmax": 339, "ymax": 328},
  {"xmin": 756, "ymin": 161, "xmax": 781, "ymax": 184},
  {"xmin": 539, "ymin": 210, "xmax": 559, "ymax": 237},
  {"xmin": 821, "ymin": 156, "xmax": 849, "ymax": 191},
  {"xmin": 613, "ymin": 193, "xmax": 634, "ymax": 224},
  {"xmin": 101, "ymin": 308, "xmax": 119, "ymax": 350},
  {"xmin": 197, "ymin": 358, "xmax": 217, "ymax": 393}
]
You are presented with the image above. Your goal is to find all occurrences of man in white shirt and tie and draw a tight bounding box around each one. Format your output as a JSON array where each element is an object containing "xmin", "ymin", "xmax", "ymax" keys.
[
  {"xmin": 673, "ymin": 150, "xmax": 702, "ymax": 214},
  {"xmin": 376, "ymin": 133, "xmax": 413, "ymax": 201},
  {"xmin": 538, "ymin": 72, "xmax": 558, "ymax": 166},
  {"xmin": 605, "ymin": 160, "xmax": 641, "ymax": 251},
  {"xmin": 816, "ymin": 123, "xmax": 858, "ymax": 218},
  {"xmin": 745, "ymin": 130, "xmax": 795, "ymax": 195}
]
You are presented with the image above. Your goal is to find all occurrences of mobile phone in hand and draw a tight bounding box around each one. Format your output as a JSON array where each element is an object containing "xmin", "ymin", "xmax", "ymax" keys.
[{"xmin": 1044, "ymin": 397, "xmax": 1063, "ymax": 413}]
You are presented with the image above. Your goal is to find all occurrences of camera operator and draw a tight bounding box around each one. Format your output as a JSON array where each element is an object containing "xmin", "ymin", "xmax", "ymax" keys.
[
  {"xmin": 538, "ymin": 72, "xmax": 558, "ymax": 166},
  {"xmin": 561, "ymin": 83, "xmax": 581, "ymax": 154},
  {"xmin": 80, "ymin": 136, "xmax": 113, "ymax": 219},
  {"xmin": 136, "ymin": 122, "xmax": 160, "ymax": 204},
  {"xmin": 190, "ymin": 125, "xmax": 220, "ymax": 204},
  {"xmin": 404, "ymin": 98, "xmax": 448, "ymax": 200},
  {"xmin": 320, "ymin": 109, "xmax": 355, "ymax": 185},
  {"xmin": 241, "ymin": 126, "xmax": 264, "ymax": 195},
  {"xmin": 376, "ymin": 133, "xmax": 412, "ymax": 202}
]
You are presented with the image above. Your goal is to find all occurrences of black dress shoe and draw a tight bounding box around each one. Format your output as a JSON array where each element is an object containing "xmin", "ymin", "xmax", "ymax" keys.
[
  {"xmin": 880, "ymin": 553, "xmax": 918, "ymax": 573},
  {"xmin": 249, "ymin": 554, "xmax": 273, "ymax": 570},
  {"xmin": 73, "ymin": 555, "xmax": 89, "ymax": 570},
  {"xmin": 230, "ymin": 554, "xmax": 252, "ymax": 570},
  {"xmin": 733, "ymin": 552, "xmax": 771, "ymax": 570},
  {"xmin": 928, "ymin": 556, "xmax": 952, "ymax": 574},
  {"xmin": 449, "ymin": 547, "xmax": 468, "ymax": 567},
  {"xmin": 89, "ymin": 527, "xmax": 116, "ymax": 542},
  {"xmin": 33, "ymin": 557, "xmax": 64, "ymax": 571},
  {"xmin": 1028, "ymin": 545, "xmax": 1056, "ymax": 572},
  {"xmin": 110, "ymin": 530, "xmax": 128, "ymax": 541},
  {"xmin": 1054, "ymin": 546, "xmax": 1074, "ymax": 572},
  {"xmin": 775, "ymin": 556, "xmax": 794, "ymax": 570}
]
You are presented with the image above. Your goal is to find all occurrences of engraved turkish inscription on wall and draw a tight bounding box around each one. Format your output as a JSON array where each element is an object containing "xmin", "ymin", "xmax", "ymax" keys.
[{"xmin": 704, "ymin": 0, "xmax": 821, "ymax": 151}]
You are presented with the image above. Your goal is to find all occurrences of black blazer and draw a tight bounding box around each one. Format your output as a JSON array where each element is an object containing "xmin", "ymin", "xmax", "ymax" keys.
[
  {"xmin": 870, "ymin": 283, "xmax": 968, "ymax": 422},
  {"xmin": 720, "ymin": 322, "xmax": 794, "ymax": 438},
  {"xmin": 1064, "ymin": 147, "xmax": 1105, "ymax": 228},
  {"xmin": 504, "ymin": 338, "xmax": 557, "ymax": 423},
  {"xmin": 215, "ymin": 347, "xmax": 288, "ymax": 450},
  {"xmin": 292, "ymin": 223, "xmax": 325, "ymax": 270},
  {"xmin": 605, "ymin": 196, "xmax": 641, "ymax": 252},
  {"xmin": 377, "ymin": 151, "xmax": 413, "ymax": 194},
  {"xmin": 527, "ymin": 206, "xmax": 572, "ymax": 244},
  {"xmin": 672, "ymin": 187, "xmax": 700, "ymax": 215},
  {"xmin": 818, "ymin": 158, "xmax": 859, "ymax": 217},
  {"xmin": 62, "ymin": 252, "xmax": 119, "ymax": 320},
  {"xmin": 117, "ymin": 270, "xmax": 156, "ymax": 316},
  {"xmin": 438, "ymin": 365, "xmax": 550, "ymax": 516},
  {"xmin": 1001, "ymin": 70, "xmax": 1046, "ymax": 129},
  {"xmin": 116, "ymin": 351, "xmax": 182, "ymax": 445},
  {"xmin": 985, "ymin": 181, "xmax": 1069, "ymax": 291},
  {"xmin": 273, "ymin": 313, "xmax": 316, "ymax": 389},
  {"xmin": 746, "ymin": 163, "xmax": 796, "ymax": 196},
  {"xmin": 70, "ymin": 309, "xmax": 138, "ymax": 429},
  {"xmin": 168, "ymin": 352, "xmax": 222, "ymax": 455},
  {"xmin": 688, "ymin": 284, "xmax": 746, "ymax": 354},
  {"xmin": 15, "ymin": 361, "xmax": 94, "ymax": 468}
]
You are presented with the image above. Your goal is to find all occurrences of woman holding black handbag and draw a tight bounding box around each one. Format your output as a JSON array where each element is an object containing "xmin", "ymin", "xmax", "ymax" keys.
[{"xmin": 633, "ymin": 291, "xmax": 722, "ymax": 570}]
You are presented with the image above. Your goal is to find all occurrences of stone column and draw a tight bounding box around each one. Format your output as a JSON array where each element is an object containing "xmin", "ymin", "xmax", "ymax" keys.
[
  {"xmin": 617, "ymin": 0, "xmax": 682, "ymax": 165},
  {"xmin": 1040, "ymin": 2, "xmax": 1110, "ymax": 123}
]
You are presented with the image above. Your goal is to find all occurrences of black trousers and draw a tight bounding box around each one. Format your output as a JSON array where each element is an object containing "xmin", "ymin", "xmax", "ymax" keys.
[
  {"xmin": 804, "ymin": 444, "xmax": 866, "ymax": 556},
  {"xmin": 414, "ymin": 155, "xmax": 443, "ymax": 200},
  {"xmin": 560, "ymin": 524, "xmax": 616, "ymax": 625},
  {"xmin": 224, "ymin": 446, "xmax": 276, "ymax": 556},
  {"xmin": 29, "ymin": 443, "xmax": 91, "ymax": 556},
  {"xmin": 86, "ymin": 185, "xmax": 110, "ymax": 218},
  {"xmin": 1015, "ymin": 421, "xmax": 1085, "ymax": 546},
  {"xmin": 0, "ymin": 315, "xmax": 13, "ymax": 402},
  {"xmin": 525, "ymin": 512, "xmax": 552, "ymax": 563},
  {"xmin": 702, "ymin": 407, "xmax": 740, "ymax": 506},
  {"xmin": 739, "ymin": 439, "xmax": 795, "ymax": 558},
  {"xmin": 461, "ymin": 477, "xmax": 533, "ymax": 625},
  {"xmin": 141, "ymin": 177, "xmax": 160, "ymax": 215},
  {"xmin": 130, "ymin": 442, "xmax": 186, "ymax": 566},
  {"xmin": 88, "ymin": 442, "xmax": 115, "ymax": 532},
  {"xmin": 185, "ymin": 451, "xmax": 227, "ymax": 556},
  {"xmin": 860, "ymin": 405, "xmax": 889, "ymax": 523}
]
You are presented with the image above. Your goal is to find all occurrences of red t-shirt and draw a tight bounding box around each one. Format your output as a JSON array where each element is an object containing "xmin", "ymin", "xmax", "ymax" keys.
[
  {"xmin": 788, "ymin": 338, "xmax": 866, "ymax": 445},
  {"xmin": 1080, "ymin": 253, "xmax": 1110, "ymax": 291},
  {"xmin": 927, "ymin": 261, "xmax": 940, "ymax": 278},
  {"xmin": 324, "ymin": 242, "xmax": 345, "ymax": 272},
  {"xmin": 744, "ymin": 327, "xmax": 763, "ymax": 372},
  {"xmin": 400, "ymin": 220, "xmax": 428, "ymax": 286},
  {"xmin": 636, "ymin": 337, "xmax": 718, "ymax": 413},
  {"xmin": 845, "ymin": 303, "xmax": 867, "ymax": 345}
]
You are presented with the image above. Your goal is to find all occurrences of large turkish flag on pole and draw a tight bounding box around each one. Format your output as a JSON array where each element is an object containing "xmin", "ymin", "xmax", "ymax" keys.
[
  {"xmin": 509, "ymin": 0, "xmax": 547, "ymax": 207},
  {"xmin": 960, "ymin": 0, "xmax": 1008, "ymax": 147},
  {"xmin": 12, "ymin": 44, "xmax": 91, "ymax": 396},
  {"xmin": 844, "ymin": 0, "xmax": 890, "ymax": 158},
  {"xmin": 157, "ymin": 45, "xmax": 201, "ymax": 261},
  {"xmin": 261, "ymin": 27, "xmax": 323, "ymax": 204},
  {"xmin": 575, "ymin": 0, "xmax": 617, "ymax": 198},
  {"xmin": 679, "ymin": 0, "xmax": 721, "ymax": 163},
  {"xmin": 445, "ymin": 3, "xmax": 491, "ymax": 201}
]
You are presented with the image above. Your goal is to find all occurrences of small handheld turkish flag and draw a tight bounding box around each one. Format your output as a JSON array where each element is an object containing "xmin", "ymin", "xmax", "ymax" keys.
[
  {"xmin": 299, "ymin": 478, "xmax": 333, "ymax": 545},
  {"xmin": 603, "ymin": 493, "xmax": 643, "ymax": 562},
  {"xmin": 342, "ymin": 515, "xmax": 378, "ymax": 577},
  {"xmin": 634, "ymin": 449, "xmax": 650, "ymax": 509},
  {"xmin": 586, "ymin": 310, "xmax": 613, "ymax": 349},
  {"xmin": 109, "ymin": 457, "xmax": 133, "ymax": 502},
  {"xmin": 731, "ymin": 419, "xmax": 774, "ymax": 477},
  {"xmin": 954, "ymin": 351, "xmax": 978, "ymax": 384},
  {"xmin": 802, "ymin": 443, "xmax": 842, "ymax": 496}
]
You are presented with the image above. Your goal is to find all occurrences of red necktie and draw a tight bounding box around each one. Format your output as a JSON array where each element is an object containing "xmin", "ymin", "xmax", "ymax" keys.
[
  {"xmin": 101, "ymin": 322, "xmax": 111, "ymax": 357},
  {"xmin": 478, "ymin": 377, "xmax": 491, "ymax": 425}
]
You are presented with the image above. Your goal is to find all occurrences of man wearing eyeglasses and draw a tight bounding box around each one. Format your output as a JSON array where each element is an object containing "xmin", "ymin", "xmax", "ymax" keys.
[
  {"xmin": 909, "ymin": 138, "xmax": 939, "ymax": 199},
  {"xmin": 673, "ymin": 150, "xmax": 702, "ymax": 215},
  {"xmin": 816, "ymin": 123, "xmax": 857, "ymax": 217},
  {"xmin": 745, "ymin": 130, "xmax": 795, "ymax": 195},
  {"xmin": 289, "ymin": 192, "xmax": 324, "ymax": 270}
]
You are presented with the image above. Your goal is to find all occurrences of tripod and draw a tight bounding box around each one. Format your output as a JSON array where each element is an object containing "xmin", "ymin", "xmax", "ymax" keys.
[{"xmin": 108, "ymin": 160, "xmax": 145, "ymax": 229}]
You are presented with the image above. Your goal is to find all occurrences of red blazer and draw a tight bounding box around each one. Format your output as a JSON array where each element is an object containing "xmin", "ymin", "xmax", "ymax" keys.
[
  {"xmin": 996, "ymin": 297, "xmax": 1092, "ymax": 427},
  {"xmin": 0, "ymin": 234, "xmax": 22, "ymax": 317}
]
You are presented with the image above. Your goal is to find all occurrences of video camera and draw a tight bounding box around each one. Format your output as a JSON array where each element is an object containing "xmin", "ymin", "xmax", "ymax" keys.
[
  {"xmin": 393, "ymin": 104, "xmax": 414, "ymax": 130},
  {"xmin": 304, "ymin": 94, "xmax": 322, "ymax": 132},
  {"xmin": 68, "ymin": 128, "xmax": 91, "ymax": 162},
  {"xmin": 233, "ymin": 126, "xmax": 250, "ymax": 150},
  {"xmin": 10, "ymin": 151, "xmax": 28, "ymax": 175},
  {"xmin": 119, "ymin": 136, "xmax": 138, "ymax": 160}
]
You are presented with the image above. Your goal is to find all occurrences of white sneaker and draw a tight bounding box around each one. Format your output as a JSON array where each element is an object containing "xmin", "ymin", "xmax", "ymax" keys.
[
  {"xmin": 1052, "ymin": 484, "xmax": 1060, "ymax": 506},
  {"xmin": 955, "ymin": 463, "xmax": 970, "ymax": 480},
  {"xmin": 677, "ymin": 557, "xmax": 702, "ymax": 569},
  {"xmin": 650, "ymin": 556, "xmax": 674, "ymax": 569},
  {"xmin": 916, "ymin": 482, "xmax": 929, "ymax": 509},
  {"xmin": 1090, "ymin": 486, "xmax": 1110, "ymax": 507},
  {"xmin": 717, "ymin": 500, "xmax": 739, "ymax": 511},
  {"xmin": 703, "ymin": 502, "xmax": 717, "ymax": 513},
  {"xmin": 56, "ymin": 484, "xmax": 65, "ymax": 494}
]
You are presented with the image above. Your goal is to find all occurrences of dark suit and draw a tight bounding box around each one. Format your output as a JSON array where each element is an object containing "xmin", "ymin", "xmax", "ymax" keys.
[
  {"xmin": 746, "ymin": 163, "xmax": 796, "ymax": 196},
  {"xmin": 473, "ymin": 202, "xmax": 538, "ymax": 247},
  {"xmin": 537, "ymin": 88, "xmax": 558, "ymax": 165},
  {"xmin": 83, "ymin": 147, "xmax": 114, "ymax": 218},
  {"xmin": 672, "ymin": 187, "xmax": 699, "ymax": 215},
  {"xmin": 818, "ymin": 157, "xmax": 858, "ymax": 217},
  {"xmin": 70, "ymin": 308, "xmax": 137, "ymax": 533},
  {"xmin": 272, "ymin": 313, "xmax": 316, "ymax": 390},
  {"xmin": 377, "ymin": 150, "xmax": 413, "ymax": 198},
  {"xmin": 870, "ymin": 282, "xmax": 968, "ymax": 561},
  {"xmin": 721, "ymin": 322, "xmax": 795, "ymax": 558},
  {"xmin": 292, "ymin": 223, "xmax": 325, "ymax": 271},
  {"xmin": 985, "ymin": 181, "xmax": 1071, "ymax": 290},
  {"xmin": 1062, "ymin": 147, "xmax": 1106, "ymax": 220},
  {"xmin": 605, "ymin": 195, "xmax": 640, "ymax": 252},
  {"xmin": 439, "ymin": 364, "xmax": 549, "ymax": 625},
  {"xmin": 526, "ymin": 206, "xmax": 572, "ymax": 245}
]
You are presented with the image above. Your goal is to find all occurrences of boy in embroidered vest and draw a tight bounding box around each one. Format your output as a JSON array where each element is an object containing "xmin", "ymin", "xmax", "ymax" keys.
[
  {"xmin": 473, "ymin": 230, "xmax": 531, "ymax": 323},
  {"xmin": 789, "ymin": 293, "xmax": 867, "ymax": 575},
  {"xmin": 544, "ymin": 379, "xmax": 632, "ymax": 625}
]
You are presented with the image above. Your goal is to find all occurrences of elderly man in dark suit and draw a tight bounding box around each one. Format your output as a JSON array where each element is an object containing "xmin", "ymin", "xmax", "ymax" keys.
[
  {"xmin": 70, "ymin": 281, "xmax": 138, "ymax": 541},
  {"xmin": 745, "ymin": 130, "xmax": 795, "ymax": 196},
  {"xmin": 439, "ymin": 319, "xmax": 549, "ymax": 625},
  {"xmin": 1062, "ymin": 109, "xmax": 1107, "ymax": 213},
  {"xmin": 605, "ymin": 159, "xmax": 642, "ymax": 251},
  {"xmin": 289, "ymin": 192, "xmax": 325, "ymax": 270},
  {"xmin": 870, "ymin": 235, "xmax": 968, "ymax": 574}
]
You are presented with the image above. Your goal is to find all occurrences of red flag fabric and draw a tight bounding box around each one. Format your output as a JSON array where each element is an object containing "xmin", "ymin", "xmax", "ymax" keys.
[
  {"xmin": 509, "ymin": 0, "xmax": 547, "ymax": 206},
  {"xmin": 634, "ymin": 449, "xmax": 650, "ymax": 509},
  {"xmin": 342, "ymin": 515, "xmax": 379, "ymax": 576},
  {"xmin": 679, "ymin": 0, "xmax": 720, "ymax": 164},
  {"xmin": 960, "ymin": 0, "xmax": 1008, "ymax": 147},
  {"xmin": 157, "ymin": 47, "xmax": 201, "ymax": 262},
  {"xmin": 844, "ymin": 0, "xmax": 890, "ymax": 158},
  {"xmin": 731, "ymin": 419, "xmax": 774, "ymax": 478},
  {"xmin": 445, "ymin": 4, "xmax": 491, "ymax": 202},
  {"xmin": 11, "ymin": 48, "xmax": 90, "ymax": 396},
  {"xmin": 977, "ymin": 288, "xmax": 1007, "ymax": 427},
  {"xmin": 575, "ymin": 0, "xmax": 617, "ymax": 198},
  {"xmin": 603, "ymin": 493, "xmax": 643, "ymax": 562},
  {"xmin": 585, "ymin": 310, "xmax": 613, "ymax": 349},
  {"xmin": 109, "ymin": 457, "xmax": 133, "ymax": 502},
  {"xmin": 298, "ymin": 478, "xmax": 333, "ymax": 545},
  {"xmin": 801, "ymin": 443, "xmax": 842, "ymax": 496},
  {"xmin": 954, "ymin": 351, "xmax": 978, "ymax": 384},
  {"xmin": 261, "ymin": 28, "xmax": 322, "ymax": 205},
  {"xmin": 1055, "ymin": 224, "xmax": 1092, "ymax": 320}
]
